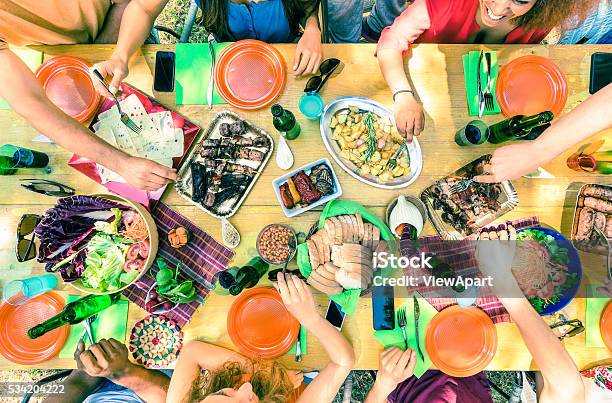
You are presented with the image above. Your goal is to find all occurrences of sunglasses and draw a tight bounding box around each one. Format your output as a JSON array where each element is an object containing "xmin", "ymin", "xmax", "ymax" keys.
[
  {"xmin": 549, "ymin": 318, "xmax": 585, "ymax": 340},
  {"xmin": 16, "ymin": 214, "xmax": 41, "ymax": 262},
  {"xmin": 304, "ymin": 58, "xmax": 344, "ymax": 93},
  {"xmin": 20, "ymin": 179, "xmax": 75, "ymax": 197}
]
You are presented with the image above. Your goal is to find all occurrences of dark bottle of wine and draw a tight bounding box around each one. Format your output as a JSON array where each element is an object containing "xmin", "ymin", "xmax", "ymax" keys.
[
  {"xmin": 28, "ymin": 293, "xmax": 120, "ymax": 339},
  {"xmin": 487, "ymin": 111, "xmax": 554, "ymax": 144},
  {"xmin": 228, "ymin": 257, "xmax": 270, "ymax": 296}
]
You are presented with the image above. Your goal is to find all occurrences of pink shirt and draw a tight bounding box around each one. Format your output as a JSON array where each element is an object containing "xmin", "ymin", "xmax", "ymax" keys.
[{"xmin": 377, "ymin": 0, "xmax": 549, "ymax": 54}]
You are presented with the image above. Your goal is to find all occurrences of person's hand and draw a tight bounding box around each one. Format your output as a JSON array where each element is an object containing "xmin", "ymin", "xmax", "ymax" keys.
[
  {"xmin": 113, "ymin": 155, "xmax": 177, "ymax": 191},
  {"xmin": 287, "ymin": 370, "xmax": 304, "ymax": 390},
  {"xmin": 293, "ymin": 27, "xmax": 323, "ymax": 76},
  {"xmin": 373, "ymin": 347, "xmax": 416, "ymax": 396},
  {"xmin": 474, "ymin": 141, "xmax": 550, "ymax": 183},
  {"xmin": 475, "ymin": 226, "xmax": 522, "ymax": 296},
  {"xmin": 75, "ymin": 338, "xmax": 134, "ymax": 380},
  {"xmin": 91, "ymin": 57, "xmax": 129, "ymax": 97},
  {"xmin": 393, "ymin": 92, "xmax": 424, "ymax": 142},
  {"xmin": 275, "ymin": 272, "xmax": 320, "ymax": 328}
]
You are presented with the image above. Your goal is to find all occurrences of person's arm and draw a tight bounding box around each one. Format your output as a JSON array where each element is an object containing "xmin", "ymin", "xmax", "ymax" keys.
[
  {"xmin": 167, "ymin": 341, "xmax": 249, "ymax": 402},
  {"xmin": 293, "ymin": 14, "xmax": 323, "ymax": 76},
  {"xmin": 475, "ymin": 83, "xmax": 612, "ymax": 183},
  {"xmin": 364, "ymin": 348, "xmax": 417, "ymax": 403},
  {"xmin": 275, "ymin": 273, "xmax": 355, "ymax": 403},
  {"xmin": 376, "ymin": 0, "xmax": 429, "ymax": 140},
  {"xmin": 93, "ymin": 0, "xmax": 168, "ymax": 94},
  {"xmin": 501, "ymin": 299, "xmax": 585, "ymax": 402},
  {"xmin": 0, "ymin": 47, "xmax": 176, "ymax": 190},
  {"xmin": 476, "ymin": 230, "xmax": 585, "ymax": 403},
  {"xmin": 94, "ymin": 0, "xmax": 132, "ymax": 44},
  {"xmin": 42, "ymin": 371, "xmax": 104, "ymax": 403},
  {"xmin": 77, "ymin": 339, "xmax": 170, "ymax": 403}
]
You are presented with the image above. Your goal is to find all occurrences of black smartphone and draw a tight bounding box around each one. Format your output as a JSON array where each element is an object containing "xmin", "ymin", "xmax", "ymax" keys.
[
  {"xmin": 589, "ymin": 52, "xmax": 612, "ymax": 94},
  {"xmin": 154, "ymin": 51, "xmax": 175, "ymax": 92},
  {"xmin": 372, "ymin": 285, "xmax": 395, "ymax": 330},
  {"xmin": 325, "ymin": 300, "xmax": 346, "ymax": 331}
]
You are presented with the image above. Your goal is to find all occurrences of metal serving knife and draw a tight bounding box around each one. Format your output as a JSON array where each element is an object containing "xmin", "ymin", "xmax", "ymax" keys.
[
  {"xmin": 413, "ymin": 295, "xmax": 425, "ymax": 362},
  {"xmin": 207, "ymin": 34, "xmax": 216, "ymax": 110},
  {"xmin": 477, "ymin": 50, "xmax": 485, "ymax": 118}
]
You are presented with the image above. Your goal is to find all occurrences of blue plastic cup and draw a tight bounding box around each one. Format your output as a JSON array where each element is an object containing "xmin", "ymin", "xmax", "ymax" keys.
[
  {"xmin": 299, "ymin": 92, "xmax": 324, "ymax": 120},
  {"xmin": 3, "ymin": 274, "xmax": 58, "ymax": 305}
]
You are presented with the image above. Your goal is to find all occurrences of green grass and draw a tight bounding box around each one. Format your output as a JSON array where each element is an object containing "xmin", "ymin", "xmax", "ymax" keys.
[{"xmin": 155, "ymin": 0, "xmax": 209, "ymax": 43}]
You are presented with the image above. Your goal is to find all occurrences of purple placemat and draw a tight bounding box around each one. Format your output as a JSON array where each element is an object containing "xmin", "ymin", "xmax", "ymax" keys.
[
  {"xmin": 123, "ymin": 203, "xmax": 234, "ymax": 326},
  {"xmin": 399, "ymin": 216, "xmax": 540, "ymax": 324}
]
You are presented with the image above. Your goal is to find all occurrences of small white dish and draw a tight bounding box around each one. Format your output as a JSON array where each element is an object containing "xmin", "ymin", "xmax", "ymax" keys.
[
  {"xmin": 221, "ymin": 217, "xmax": 241, "ymax": 248},
  {"xmin": 276, "ymin": 135, "xmax": 294, "ymax": 170},
  {"xmin": 387, "ymin": 195, "xmax": 426, "ymax": 238}
]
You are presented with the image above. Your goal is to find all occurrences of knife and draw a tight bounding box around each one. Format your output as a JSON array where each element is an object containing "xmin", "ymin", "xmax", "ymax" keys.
[
  {"xmin": 295, "ymin": 325, "xmax": 302, "ymax": 362},
  {"xmin": 413, "ymin": 295, "xmax": 425, "ymax": 362},
  {"xmin": 477, "ymin": 50, "xmax": 485, "ymax": 118},
  {"xmin": 523, "ymin": 167, "xmax": 555, "ymax": 179},
  {"xmin": 207, "ymin": 34, "xmax": 216, "ymax": 110}
]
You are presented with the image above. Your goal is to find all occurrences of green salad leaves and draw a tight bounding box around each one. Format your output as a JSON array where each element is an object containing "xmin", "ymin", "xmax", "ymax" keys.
[{"xmin": 155, "ymin": 258, "xmax": 197, "ymax": 304}]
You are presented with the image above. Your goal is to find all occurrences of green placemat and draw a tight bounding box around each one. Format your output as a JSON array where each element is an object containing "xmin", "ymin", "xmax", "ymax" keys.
[
  {"xmin": 373, "ymin": 294, "xmax": 437, "ymax": 378},
  {"xmin": 586, "ymin": 285, "xmax": 611, "ymax": 348},
  {"xmin": 58, "ymin": 297, "xmax": 129, "ymax": 358},
  {"xmin": 462, "ymin": 51, "xmax": 501, "ymax": 116},
  {"xmin": 0, "ymin": 48, "xmax": 43, "ymax": 110},
  {"xmin": 175, "ymin": 43, "xmax": 232, "ymax": 105},
  {"xmin": 288, "ymin": 325, "xmax": 308, "ymax": 355}
]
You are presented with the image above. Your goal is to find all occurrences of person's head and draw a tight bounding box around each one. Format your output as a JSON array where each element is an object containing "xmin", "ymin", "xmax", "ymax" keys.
[
  {"xmin": 190, "ymin": 360, "xmax": 293, "ymax": 403},
  {"xmin": 201, "ymin": 0, "xmax": 321, "ymax": 41},
  {"xmin": 477, "ymin": 0, "xmax": 597, "ymax": 30}
]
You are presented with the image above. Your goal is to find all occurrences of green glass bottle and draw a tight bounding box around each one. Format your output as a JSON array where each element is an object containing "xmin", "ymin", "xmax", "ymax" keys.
[
  {"xmin": 272, "ymin": 104, "xmax": 301, "ymax": 140},
  {"xmin": 487, "ymin": 111, "xmax": 554, "ymax": 144},
  {"xmin": 228, "ymin": 257, "xmax": 270, "ymax": 296},
  {"xmin": 28, "ymin": 293, "xmax": 120, "ymax": 339}
]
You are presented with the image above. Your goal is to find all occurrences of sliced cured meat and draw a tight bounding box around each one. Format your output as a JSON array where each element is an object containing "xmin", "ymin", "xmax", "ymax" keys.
[
  {"xmin": 583, "ymin": 185, "xmax": 612, "ymax": 200},
  {"xmin": 355, "ymin": 213, "xmax": 365, "ymax": 242},
  {"xmin": 584, "ymin": 197, "xmax": 612, "ymax": 213}
]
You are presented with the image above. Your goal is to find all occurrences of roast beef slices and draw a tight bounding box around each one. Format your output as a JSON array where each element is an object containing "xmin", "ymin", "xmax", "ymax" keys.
[{"xmin": 293, "ymin": 171, "xmax": 321, "ymax": 205}]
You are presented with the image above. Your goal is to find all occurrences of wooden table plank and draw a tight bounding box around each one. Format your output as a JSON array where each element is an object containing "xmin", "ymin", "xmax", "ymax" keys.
[{"xmin": 0, "ymin": 43, "xmax": 610, "ymax": 371}]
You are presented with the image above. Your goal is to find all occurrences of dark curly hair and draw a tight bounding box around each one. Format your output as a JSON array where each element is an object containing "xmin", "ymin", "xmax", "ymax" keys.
[
  {"xmin": 189, "ymin": 360, "xmax": 294, "ymax": 403},
  {"xmin": 512, "ymin": 0, "xmax": 599, "ymax": 30}
]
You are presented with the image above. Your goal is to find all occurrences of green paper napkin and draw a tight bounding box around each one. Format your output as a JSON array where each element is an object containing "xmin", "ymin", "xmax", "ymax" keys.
[
  {"xmin": 0, "ymin": 48, "xmax": 43, "ymax": 110},
  {"xmin": 175, "ymin": 42, "xmax": 232, "ymax": 105},
  {"xmin": 462, "ymin": 51, "xmax": 501, "ymax": 116},
  {"xmin": 586, "ymin": 286, "xmax": 611, "ymax": 348},
  {"xmin": 59, "ymin": 297, "xmax": 129, "ymax": 358},
  {"xmin": 289, "ymin": 326, "xmax": 308, "ymax": 355},
  {"xmin": 373, "ymin": 294, "xmax": 438, "ymax": 378}
]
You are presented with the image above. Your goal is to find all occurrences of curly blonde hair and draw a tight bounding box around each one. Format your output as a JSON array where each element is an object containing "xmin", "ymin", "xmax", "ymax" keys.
[
  {"xmin": 189, "ymin": 360, "xmax": 294, "ymax": 403},
  {"xmin": 512, "ymin": 0, "xmax": 599, "ymax": 30}
]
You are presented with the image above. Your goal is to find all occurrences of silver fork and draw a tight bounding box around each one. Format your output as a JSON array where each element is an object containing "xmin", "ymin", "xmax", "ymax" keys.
[
  {"xmin": 386, "ymin": 141, "xmax": 408, "ymax": 169},
  {"xmin": 449, "ymin": 178, "xmax": 475, "ymax": 195},
  {"xmin": 483, "ymin": 53, "xmax": 495, "ymax": 112},
  {"xmin": 397, "ymin": 306, "xmax": 408, "ymax": 350},
  {"xmin": 593, "ymin": 226, "xmax": 612, "ymax": 281},
  {"xmin": 83, "ymin": 313, "xmax": 98, "ymax": 345},
  {"xmin": 91, "ymin": 70, "xmax": 142, "ymax": 134}
]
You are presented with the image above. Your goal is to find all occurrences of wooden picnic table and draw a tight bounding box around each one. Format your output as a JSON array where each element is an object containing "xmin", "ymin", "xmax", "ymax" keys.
[{"xmin": 0, "ymin": 43, "xmax": 611, "ymax": 372}]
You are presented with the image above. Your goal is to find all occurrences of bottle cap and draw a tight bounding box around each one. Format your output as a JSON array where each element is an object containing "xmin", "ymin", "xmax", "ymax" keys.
[
  {"xmin": 228, "ymin": 285, "xmax": 242, "ymax": 296},
  {"xmin": 271, "ymin": 104, "xmax": 283, "ymax": 117}
]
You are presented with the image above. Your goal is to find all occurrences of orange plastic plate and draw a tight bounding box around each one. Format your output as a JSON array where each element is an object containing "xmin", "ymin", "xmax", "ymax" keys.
[
  {"xmin": 0, "ymin": 292, "xmax": 69, "ymax": 365},
  {"xmin": 496, "ymin": 55, "xmax": 567, "ymax": 118},
  {"xmin": 227, "ymin": 287, "xmax": 298, "ymax": 359},
  {"xmin": 425, "ymin": 305, "xmax": 497, "ymax": 377},
  {"xmin": 215, "ymin": 40, "xmax": 286, "ymax": 110},
  {"xmin": 601, "ymin": 302, "xmax": 612, "ymax": 351}
]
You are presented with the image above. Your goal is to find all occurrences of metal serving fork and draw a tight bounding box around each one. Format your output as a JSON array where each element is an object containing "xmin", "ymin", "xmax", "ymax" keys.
[
  {"xmin": 397, "ymin": 306, "xmax": 408, "ymax": 350},
  {"xmin": 483, "ymin": 53, "xmax": 495, "ymax": 112},
  {"xmin": 449, "ymin": 178, "xmax": 475, "ymax": 195},
  {"xmin": 91, "ymin": 70, "xmax": 141, "ymax": 134},
  {"xmin": 386, "ymin": 141, "xmax": 408, "ymax": 169},
  {"xmin": 83, "ymin": 313, "xmax": 98, "ymax": 345}
]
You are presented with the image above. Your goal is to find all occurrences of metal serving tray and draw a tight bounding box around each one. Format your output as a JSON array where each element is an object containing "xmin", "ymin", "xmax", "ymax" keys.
[
  {"xmin": 570, "ymin": 182, "xmax": 611, "ymax": 255},
  {"xmin": 175, "ymin": 111, "xmax": 274, "ymax": 218},
  {"xmin": 420, "ymin": 155, "xmax": 519, "ymax": 240},
  {"xmin": 319, "ymin": 96, "xmax": 423, "ymax": 189}
]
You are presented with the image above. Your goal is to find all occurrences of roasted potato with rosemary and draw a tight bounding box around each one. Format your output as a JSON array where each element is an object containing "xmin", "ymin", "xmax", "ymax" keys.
[{"xmin": 330, "ymin": 106, "xmax": 410, "ymax": 182}]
